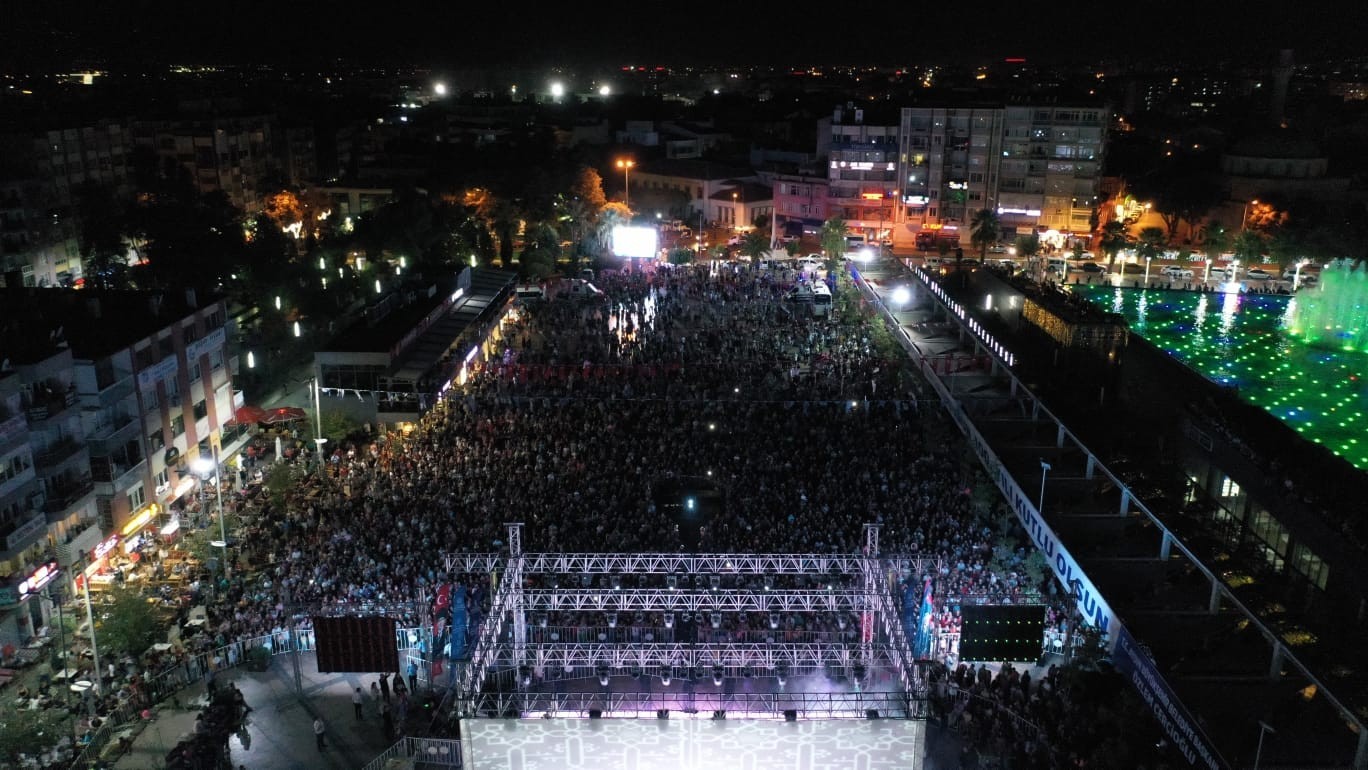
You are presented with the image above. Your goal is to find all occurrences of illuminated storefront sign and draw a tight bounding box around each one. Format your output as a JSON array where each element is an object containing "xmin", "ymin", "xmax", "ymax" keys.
[
  {"xmin": 996, "ymin": 207, "xmax": 1043, "ymax": 217},
  {"xmin": 93, "ymin": 533, "xmax": 121, "ymax": 561},
  {"xmin": 120, "ymin": 504, "xmax": 160, "ymax": 536},
  {"xmin": 18, "ymin": 561, "xmax": 61, "ymax": 601}
]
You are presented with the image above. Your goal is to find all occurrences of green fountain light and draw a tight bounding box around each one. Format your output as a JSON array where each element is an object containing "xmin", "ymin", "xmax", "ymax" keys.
[{"xmin": 1074, "ymin": 285, "xmax": 1368, "ymax": 471}]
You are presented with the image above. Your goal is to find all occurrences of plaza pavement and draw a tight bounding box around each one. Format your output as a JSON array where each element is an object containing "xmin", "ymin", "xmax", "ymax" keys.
[{"xmin": 114, "ymin": 652, "xmax": 401, "ymax": 770}]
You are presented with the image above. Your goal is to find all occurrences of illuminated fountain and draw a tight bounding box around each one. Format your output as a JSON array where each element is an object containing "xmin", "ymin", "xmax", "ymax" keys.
[
  {"xmin": 1290, "ymin": 259, "xmax": 1368, "ymax": 351},
  {"xmin": 1073, "ymin": 284, "xmax": 1368, "ymax": 470}
]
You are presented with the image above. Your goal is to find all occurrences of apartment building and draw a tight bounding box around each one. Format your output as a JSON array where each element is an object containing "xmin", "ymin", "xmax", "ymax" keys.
[
  {"xmin": 769, "ymin": 172, "xmax": 830, "ymax": 235},
  {"xmin": 827, "ymin": 99, "xmax": 1106, "ymax": 246},
  {"xmin": 0, "ymin": 288, "xmax": 241, "ymax": 550},
  {"xmin": 134, "ymin": 104, "xmax": 277, "ymax": 213},
  {"xmin": 826, "ymin": 105, "xmax": 901, "ymax": 242},
  {"xmin": 0, "ymin": 119, "xmax": 135, "ymax": 288}
]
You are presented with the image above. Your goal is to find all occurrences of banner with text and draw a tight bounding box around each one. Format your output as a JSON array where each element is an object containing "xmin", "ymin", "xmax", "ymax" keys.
[{"xmin": 1113, "ymin": 625, "xmax": 1226, "ymax": 769}]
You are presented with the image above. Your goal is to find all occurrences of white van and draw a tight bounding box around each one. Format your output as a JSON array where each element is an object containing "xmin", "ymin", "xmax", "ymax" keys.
[
  {"xmin": 1046, "ymin": 257, "xmax": 1070, "ymax": 275},
  {"xmin": 515, "ymin": 284, "xmax": 546, "ymax": 302}
]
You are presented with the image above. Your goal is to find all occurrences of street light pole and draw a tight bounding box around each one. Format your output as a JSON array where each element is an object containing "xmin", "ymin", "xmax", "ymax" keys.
[
  {"xmin": 1038, "ymin": 460, "xmax": 1052, "ymax": 515},
  {"xmin": 212, "ymin": 443, "xmax": 227, "ymax": 579},
  {"xmin": 1242, "ymin": 199, "xmax": 1260, "ymax": 233},
  {"xmin": 80, "ymin": 561, "xmax": 101, "ymax": 695},
  {"xmin": 616, "ymin": 159, "xmax": 635, "ymax": 209}
]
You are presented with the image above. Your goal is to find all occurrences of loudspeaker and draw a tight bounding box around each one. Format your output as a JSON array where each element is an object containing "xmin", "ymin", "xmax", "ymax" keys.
[
  {"xmin": 866, "ymin": 709, "xmax": 881, "ymax": 720},
  {"xmin": 783, "ymin": 709, "xmax": 797, "ymax": 722},
  {"xmin": 589, "ymin": 709, "xmax": 602, "ymax": 719},
  {"xmin": 656, "ymin": 709, "xmax": 669, "ymax": 720}
]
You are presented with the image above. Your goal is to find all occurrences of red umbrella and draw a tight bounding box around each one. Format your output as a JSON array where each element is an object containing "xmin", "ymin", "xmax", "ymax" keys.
[
  {"xmin": 227, "ymin": 405, "xmax": 268, "ymax": 425},
  {"xmin": 260, "ymin": 406, "xmax": 308, "ymax": 425}
]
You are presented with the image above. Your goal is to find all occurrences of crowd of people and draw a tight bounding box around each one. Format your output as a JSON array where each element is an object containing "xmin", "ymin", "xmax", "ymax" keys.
[
  {"xmin": 928, "ymin": 659, "xmax": 1163, "ymax": 768},
  {"xmin": 160, "ymin": 263, "xmax": 1087, "ymax": 720}
]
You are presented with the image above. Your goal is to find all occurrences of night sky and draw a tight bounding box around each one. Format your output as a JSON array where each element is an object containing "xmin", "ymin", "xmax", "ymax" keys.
[{"xmin": 3, "ymin": 0, "xmax": 1366, "ymax": 69}]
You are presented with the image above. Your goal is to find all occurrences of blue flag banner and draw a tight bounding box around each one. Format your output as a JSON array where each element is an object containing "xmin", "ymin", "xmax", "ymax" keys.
[{"xmin": 449, "ymin": 585, "xmax": 468, "ymax": 660}]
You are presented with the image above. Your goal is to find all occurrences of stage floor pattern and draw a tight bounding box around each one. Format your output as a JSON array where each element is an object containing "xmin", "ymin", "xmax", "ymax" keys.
[{"xmin": 461, "ymin": 717, "xmax": 925, "ymax": 770}]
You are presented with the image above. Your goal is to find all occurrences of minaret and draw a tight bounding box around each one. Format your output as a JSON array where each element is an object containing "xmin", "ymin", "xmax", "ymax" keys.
[{"xmin": 1271, "ymin": 49, "xmax": 1294, "ymax": 127}]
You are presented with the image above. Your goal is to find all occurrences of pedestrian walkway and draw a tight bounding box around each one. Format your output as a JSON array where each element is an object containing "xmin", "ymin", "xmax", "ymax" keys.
[{"xmin": 114, "ymin": 651, "xmax": 396, "ymax": 770}]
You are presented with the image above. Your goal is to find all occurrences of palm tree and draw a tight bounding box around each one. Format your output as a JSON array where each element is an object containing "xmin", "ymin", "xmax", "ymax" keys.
[
  {"xmin": 1099, "ymin": 220, "xmax": 1130, "ymax": 268},
  {"xmin": 1136, "ymin": 227, "xmax": 1167, "ymax": 261},
  {"xmin": 740, "ymin": 231, "xmax": 770, "ymax": 264},
  {"xmin": 970, "ymin": 208, "xmax": 1000, "ymax": 260},
  {"xmin": 593, "ymin": 202, "xmax": 631, "ymax": 257},
  {"xmin": 1015, "ymin": 233, "xmax": 1041, "ymax": 263},
  {"xmin": 1202, "ymin": 220, "xmax": 1230, "ymax": 259},
  {"xmin": 819, "ymin": 217, "xmax": 848, "ymax": 261}
]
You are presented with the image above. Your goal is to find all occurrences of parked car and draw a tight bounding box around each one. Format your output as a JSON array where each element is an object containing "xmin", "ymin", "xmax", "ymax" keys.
[
  {"xmin": 1079, "ymin": 262, "xmax": 1107, "ymax": 274},
  {"xmin": 1160, "ymin": 266, "xmax": 1194, "ymax": 279},
  {"xmin": 1245, "ymin": 268, "xmax": 1274, "ymax": 281}
]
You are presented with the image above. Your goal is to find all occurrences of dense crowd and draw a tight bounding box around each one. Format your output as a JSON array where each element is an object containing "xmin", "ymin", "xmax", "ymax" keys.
[
  {"xmin": 929, "ymin": 659, "xmax": 1163, "ymax": 768},
  {"xmin": 181, "ymin": 264, "xmax": 1031, "ymax": 674}
]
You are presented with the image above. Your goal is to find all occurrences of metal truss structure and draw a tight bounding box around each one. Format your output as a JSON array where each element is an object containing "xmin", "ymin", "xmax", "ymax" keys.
[
  {"xmin": 445, "ymin": 551, "xmax": 944, "ymax": 577},
  {"xmin": 445, "ymin": 524, "xmax": 927, "ymax": 721},
  {"xmin": 520, "ymin": 589, "xmax": 875, "ymax": 613},
  {"xmin": 507, "ymin": 643, "xmax": 898, "ymax": 671},
  {"xmin": 467, "ymin": 690, "xmax": 929, "ymax": 720}
]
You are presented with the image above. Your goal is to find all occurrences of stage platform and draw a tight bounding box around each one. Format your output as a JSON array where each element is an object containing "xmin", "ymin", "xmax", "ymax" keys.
[{"xmin": 461, "ymin": 717, "xmax": 926, "ymax": 770}]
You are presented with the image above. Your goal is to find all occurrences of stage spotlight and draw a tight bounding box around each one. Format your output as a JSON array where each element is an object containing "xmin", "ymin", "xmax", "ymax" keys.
[
  {"xmin": 611, "ymin": 572, "xmax": 622, "ymax": 591},
  {"xmin": 709, "ymin": 575, "xmax": 721, "ymax": 591},
  {"xmin": 519, "ymin": 665, "xmax": 532, "ymax": 686},
  {"xmin": 597, "ymin": 665, "xmax": 610, "ymax": 687},
  {"xmin": 769, "ymin": 613, "xmax": 779, "ymax": 630},
  {"xmin": 661, "ymin": 671, "xmax": 672, "ymax": 686},
  {"xmin": 710, "ymin": 612, "xmax": 722, "ymax": 629},
  {"xmin": 742, "ymin": 667, "xmax": 752, "ymax": 679},
  {"xmin": 663, "ymin": 613, "xmax": 674, "ymax": 629},
  {"xmin": 712, "ymin": 666, "xmax": 724, "ymax": 686},
  {"xmin": 763, "ymin": 573, "xmax": 774, "ymax": 591},
  {"xmin": 667, "ymin": 575, "xmax": 678, "ymax": 590},
  {"xmin": 853, "ymin": 663, "xmax": 867, "ymax": 682},
  {"xmin": 607, "ymin": 612, "xmax": 618, "ymax": 628},
  {"xmin": 838, "ymin": 616, "xmax": 847, "ymax": 630},
  {"xmin": 630, "ymin": 667, "xmax": 642, "ymax": 680}
]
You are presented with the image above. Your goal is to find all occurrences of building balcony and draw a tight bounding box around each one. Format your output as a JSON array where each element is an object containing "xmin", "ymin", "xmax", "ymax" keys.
[
  {"xmin": 1, "ymin": 511, "xmax": 46, "ymax": 555},
  {"xmin": 55, "ymin": 520, "xmax": 103, "ymax": 567},
  {"xmin": 43, "ymin": 475, "xmax": 95, "ymax": 517},
  {"xmin": 91, "ymin": 371, "xmax": 135, "ymax": 406},
  {"xmin": 34, "ymin": 437, "xmax": 85, "ymax": 469},
  {"xmin": 86, "ymin": 410, "xmax": 138, "ymax": 447},
  {"xmin": 91, "ymin": 455, "xmax": 146, "ymax": 493},
  {"xmin": 0, "ymin": 412, "xmax": 26, "ymax": 454},
  {"xmin": 25, "ymin": 388, "xmax": 78, "ymax": 425}
]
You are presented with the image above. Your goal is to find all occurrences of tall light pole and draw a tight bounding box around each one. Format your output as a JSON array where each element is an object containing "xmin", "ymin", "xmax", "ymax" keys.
[
  {"xmin": 616, "ymin": 159, "xmax": 635, "ymax": 209},
  {"xmin": 79, "ymin": 557, "xmax": 101, "ymax": 695},
  {"xmin": 192, "ymin": 446, "xmax": 229, "ymax": 581},
  {"xmin": 1038, "ymin": 460, "xmax": 1052, "ymax": 515},
  {"xmin": 1241, "ymin": 199, "xmax": 1260, "ymax": 233}
]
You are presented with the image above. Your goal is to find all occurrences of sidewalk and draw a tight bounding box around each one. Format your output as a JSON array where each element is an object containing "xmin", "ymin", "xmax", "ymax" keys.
[{"xmin": 114, "ymin": 652, "xmax": 397, "ymax": 770}]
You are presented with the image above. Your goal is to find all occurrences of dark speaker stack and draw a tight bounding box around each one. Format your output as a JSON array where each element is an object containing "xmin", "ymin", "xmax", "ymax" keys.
[
  {"xmin": 313, "ymin": 616, "xmax": 400, "ymax": 673},
  {"xmin": 958, "ymin": 605, "xmax": 1046, "ymax": 663}
]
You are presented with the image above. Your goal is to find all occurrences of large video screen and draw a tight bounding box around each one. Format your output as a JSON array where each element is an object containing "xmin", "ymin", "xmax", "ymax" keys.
[{"xmin": 612, "ymin": 226, "xmax": 660, "ymax": 259}]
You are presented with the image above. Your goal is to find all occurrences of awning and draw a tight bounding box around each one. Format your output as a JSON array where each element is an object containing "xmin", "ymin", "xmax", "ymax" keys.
[{"xmin": 225, "ymin": 405, "xmax": 269, "ymax": 426}]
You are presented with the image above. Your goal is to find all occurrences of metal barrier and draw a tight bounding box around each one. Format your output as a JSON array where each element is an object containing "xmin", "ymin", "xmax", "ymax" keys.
[{"xmin": 361, "ymin": 736, "xmax": 463, "ymax": 770}]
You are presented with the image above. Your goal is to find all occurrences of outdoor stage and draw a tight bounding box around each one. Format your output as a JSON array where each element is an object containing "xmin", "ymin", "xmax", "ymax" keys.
[{"xmin": 460, "ymin": 717, "xmax": 926, "ymax": 770}]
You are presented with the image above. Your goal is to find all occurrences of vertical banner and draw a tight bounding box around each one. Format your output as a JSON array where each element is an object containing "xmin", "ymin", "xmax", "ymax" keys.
[
  {"xmin": 450, "ymin": 585, "xmax": 468, "ymax": 660},
  {"xmin": 431, "ymin": 583, "xmax": 452, "ymax": 677}
]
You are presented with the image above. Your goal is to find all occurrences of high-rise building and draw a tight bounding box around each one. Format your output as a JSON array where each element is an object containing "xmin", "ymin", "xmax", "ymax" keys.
[
  {"xmin": 134, "ymin": 104, "xmax": 277, "ymax": 213},
  {"xmin": 827, "ymin": 99, "xmax": 1106, "ymax": 246}
]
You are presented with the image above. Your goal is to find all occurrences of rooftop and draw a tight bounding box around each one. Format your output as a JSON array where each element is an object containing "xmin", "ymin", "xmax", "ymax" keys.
[{"xmin": 0, "ymin": 287, "xmax": 218, "ymax": 363}]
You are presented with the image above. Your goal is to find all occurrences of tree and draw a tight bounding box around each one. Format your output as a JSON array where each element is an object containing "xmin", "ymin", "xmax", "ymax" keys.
[
  {"xmin": 519, "ymin": 221, "xmax": 561, "ymax": 278},
  {"xmin": 819, "ymin": 217, "xmax": 848, "ymax": 261},
  {"xmin": 98, "ymin": 585, "xmax": 163, "ymax": 659},
  {"xmin": 739, "ymin": 231, "xmax": 769, "ymax": 263},
  {"xmin": 1135, "ymin": 172, "xmax": 1223, "ymax": 242},
  {"xmin": 75, "ymin": 182, "xmax": 131, "ymax": 289},
  {"xmin": 1233, "ymin": 229, "xmax": 1266, "ymax": 263},
  {"xmin": 0, "ymin": 704, "xmax": 48, "ymax": 763},
  {"xmin": 1015, "ymin": 233, "xmax": 1041, "ymax": 261},
  {"xmin": 594, "ymin": 202, "xmax": 632, "ymax": 257},
  {"xmin": 784, "ymin": 240, "xmax": 802, "ymax": 257},
  {"xmin": 1136, "ymin": 227, "xmax": 1167, "ymax": 261},
  {"xmin": 263, "ymin": 462, "xmax": 300, "ymax": 509},
  {"xmin": 667, "ymin": 248, "xmax": 695, "ymax": 265},
  {"xmin": 969, "ymin": 208, "xmax": 1000, "ymax": 260},
  {"xmin": 1202, "ymin": 220, "xmax": 1230, "ymax": 258},
  {"xmin": 1099, "ymin": 220, "xmax": 1130, "ymax": 267}
]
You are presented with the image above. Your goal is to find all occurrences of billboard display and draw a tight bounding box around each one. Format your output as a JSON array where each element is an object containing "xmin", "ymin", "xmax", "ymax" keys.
[{"xmin": 612, "ymin": 226, "xmax": 659, "ymax": 259}]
